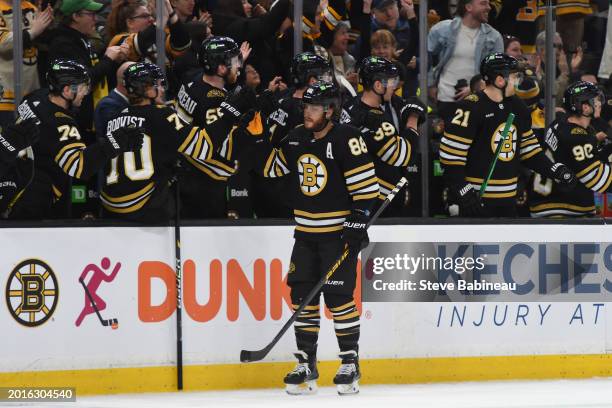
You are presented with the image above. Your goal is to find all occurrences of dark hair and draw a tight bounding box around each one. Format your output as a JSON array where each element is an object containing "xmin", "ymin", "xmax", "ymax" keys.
[
  {"xmin": 469, "ymin": 74, "xmax": 483, "ymax": 92},
  {"xmin": 107, "ymin": 0, "xmax": 148, "ymax": 39},
  {"xmin": 456, "ymin": 0, "xmax": 472, "ymax": 17},
  {"xmin": 503, "ymin": 35, "xmax": 520, "ymax": 51},
  {"xmin": 215, "ymin": 0, "xmax": 246, "ymax": 18}
]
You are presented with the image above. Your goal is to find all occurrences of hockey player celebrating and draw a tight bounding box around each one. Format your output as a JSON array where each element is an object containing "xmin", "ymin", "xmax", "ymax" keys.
[
  {"xmin": 174, "ymin": 36, "xmax": 256, "ymax": 218},
  {"xmin": 440, "ymin": 53, "xmax": 576, "ymax": 217},
  {"xmin": 10, "ymin": 59, "xmax": 143, "ymax": 219},
  {"xmin": 261, "ymin": 81, "xmax": 378, "ymax": 395},
  {"xmin": 266, "ymin": 52, "xmax": 333, "ymax": 142},
  {"xmin": 342, "ymin": 56, "xmax": 425, "ymax": 216},
  {"xmin": 530, "ymin": 81, "xmax": 612, "ymax": 217},
  {"xmin": 101, "ymin": 62, "xmax": 244, "ymax": 222}
]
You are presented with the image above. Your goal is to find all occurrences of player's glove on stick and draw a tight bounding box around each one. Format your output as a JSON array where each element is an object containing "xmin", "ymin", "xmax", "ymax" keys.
[
  {"xmin": 105, "ymin": 126, "xmax": 145, "ymax": 157},
  {"xmin": 342, "ymin": 209, "xmax": 370, "ymax": 257},
  {"xmin": 454, "ymin": 183, "xmax": 483, "ymax": 217},
  {"xmin": 549, "ymin": 162, "xmax": 576, "ymax": 191}
]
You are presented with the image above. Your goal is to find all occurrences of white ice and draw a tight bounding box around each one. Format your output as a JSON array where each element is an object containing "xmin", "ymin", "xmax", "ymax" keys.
[{"xmin": 13, "ymin": 378, "xmax": 612, "ymax": 408}]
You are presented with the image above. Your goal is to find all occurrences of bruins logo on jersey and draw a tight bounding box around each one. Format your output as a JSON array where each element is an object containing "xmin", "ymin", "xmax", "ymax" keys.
[
  {"xmin": 298, "ymin": 154, "xmax": 327, "ymax": 196},
  {"xmin": 490, "ymin": 122, "xmax": 518, "ymax": 162}
]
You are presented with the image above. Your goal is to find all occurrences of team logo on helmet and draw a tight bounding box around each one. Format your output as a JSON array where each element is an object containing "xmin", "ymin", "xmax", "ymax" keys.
[
  {"xmin": 490, "ymin": 122, "xmax": 517, "ymax": 162},
  {"xmin": 298, "ymin": 154, "xmax": 327, "ymax": 196}
]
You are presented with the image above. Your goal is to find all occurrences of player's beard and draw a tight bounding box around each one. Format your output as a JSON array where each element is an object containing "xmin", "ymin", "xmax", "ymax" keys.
[{"xmin": 304, "ymin": 112, "xmax": 328, "ymax": 132}]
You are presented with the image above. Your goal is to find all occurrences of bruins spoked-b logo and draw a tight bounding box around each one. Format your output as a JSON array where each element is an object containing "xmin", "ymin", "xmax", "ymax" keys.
[
  {"xmin": 298, "ymin": 154, "xmax": 327, "ymax": 196},
  {"xmin": 5, "ymin": 259, "xmax": 59, "ymax": 327},
  {"xmin": 490, "ymin": 122, "xmax": 517, "ymax": 162}
]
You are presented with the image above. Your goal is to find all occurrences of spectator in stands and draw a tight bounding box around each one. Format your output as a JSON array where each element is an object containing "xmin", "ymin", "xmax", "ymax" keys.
[
  {"xmin": 556, "ymin": 0, "xmax": 593, "ymax": 54},
  {"xmin": 370, "ymin": 29, "xmax": 409, "ymax": 97},
  {"xmin": 107, "ymin": 0, "xmax": 191, "ymax": 65},
  {"xmin": 598, "ymin": 0, "xmax": 612, "ymax": 82},
  {"xmin": 427, "ymin": 0, "xmax": 503, "ymax": 122},
  {"xmin": 48, "ymin": 0, "xmax": 128, "ymax": 140},
  {"xmin": 469, "ymin": 73, "xmax": 484, "ymax": 93},
  {"xmin": 316, "ymin": 22, "xmax": 358, "ymax": 94},
  {"xmin": 0, "ymin": 2, "xmax": 53, "ymax": 130},
  {"xmin": 534, "ymin": 31, "xmax": 582, "ymax": 107},
  {"xmin": 212, "ymin": 0, "xmax": 291, "ymax": 84},
  {"xmin": 371, "ymin": 0, "xmax": 418, "ymax": 93},
  {"xmin": 504, "ymin": 35, "xmax": 522, "ymax": 60},
  {"xmin": 94, "ymin": 61, "xmax": 135, "ymax": 139}
]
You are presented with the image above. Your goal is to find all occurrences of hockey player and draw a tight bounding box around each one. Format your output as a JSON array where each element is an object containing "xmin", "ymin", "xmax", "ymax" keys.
[
  {"xmin": 251, "ymin": 52, "xmax": 332, "ymax": 217},
  {"xmin": 0, "ymin": 119, "xmax": 39, "ymax": 179},
  {"xmin": 174, "ymin": 36, "xmax": 255, "ymax": 218},
  {"xmin": 101, "ymin": 62, "xmax": 246, "ymax": 222},
  {"xmin": 342, "ymin": 56, "xmax": 425, "ymax": 216},
  {"xmin": 529, "ymin": 81, "xmax": 612, "ymax": 217},
  {"xmin": 266, "ymin": 52, "xmax": 333, "ymax": 142},
  {"xmin": 261, "ymin": 81, "xmax": 378, "ymax": 395},
  {"xmin": 10, "ymin": 59, "xmax": 143, "ymax": 219},
  {"xmin": 439, "ymin": 53, "xmax": 576, "ymax": 217}
]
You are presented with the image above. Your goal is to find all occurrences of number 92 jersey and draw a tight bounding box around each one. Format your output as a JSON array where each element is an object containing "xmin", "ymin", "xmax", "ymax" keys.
[
  {"xmin": 260, "ymin": 123, "xmax": 379, "ymax": 240},
  {"xmin": 529, "ymin": 119, "xmax": 612, "ymax": 217}
]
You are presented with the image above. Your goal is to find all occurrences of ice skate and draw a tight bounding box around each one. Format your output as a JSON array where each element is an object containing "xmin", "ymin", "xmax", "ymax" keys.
[
  {"xmin": 333, "ymin": 350, "xmax": 360, "ymax": 395},
  {"xmin": 284, "ymin": 351, "xmax": 318, "ymax": 395}
]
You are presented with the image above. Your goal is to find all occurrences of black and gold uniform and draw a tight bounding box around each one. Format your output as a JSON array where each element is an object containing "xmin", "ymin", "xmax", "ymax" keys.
[
  {"xmin": 101, "ymin": 62, "xmax": 236, "ymax": 222},
  {"xmin": 440, "ymin": 53, "xmax": 575, "ymax": 217},
  {"xmin": 342, "ymin": 57, "xmax": 423, "ymax": 216},
  {"xmin": 10, "ymin": 60, "xmax": 141, "ymax": 219},
  {"xmin": 174, "ymin": 36, "xmax": 243, "ymax": 219},
  {"xmin": 530, "ymin": 81, "xmax": 611, "ymax": 217},
  {"xmin": 262, "ymin": 82, "xmax": 377, "ymax": 395}
]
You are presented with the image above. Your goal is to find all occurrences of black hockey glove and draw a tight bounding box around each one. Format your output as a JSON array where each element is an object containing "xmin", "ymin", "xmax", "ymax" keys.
[
  {"xmin": 400, "ymin": 97, "xmax": 427, "ymax": 128},
  {"xmin": 598, "ymin": 139, "xmax": 612, "ymax": 162},
  {"xmin": 0, "ymin": 118, "xmax": 39, "ymax": 164},
  {"xmin": 549, "ymin": 162, "xmax": 576, "ymax": 191},
  {"xmin": 105, "ymin": 126, "xmax": 145, "ymax": 157},
  {"xmin": 452, "ymin": 183, "xmax": 483, "ymax": 217},
  {"xmin": 220, "ymin": 86, "xmax": 258, "ymax": 125},
  {"xmin": 341, "ymin": 209, "xmax": 370, "ymax": 257}
]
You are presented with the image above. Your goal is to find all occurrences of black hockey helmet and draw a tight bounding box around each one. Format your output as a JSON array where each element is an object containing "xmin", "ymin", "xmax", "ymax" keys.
[
  {"xmin": 47, "ymin": 59, "xmax": 90, "ymax": 94},
  {"xmin": 358, "ymin": 56, "xmax": 399, "ymax": 88},
  {"xmin": 480, "ymin": 53, "xmax": 519, "ymax": 83},
  {"xmin": 290, "ymin": 52, "xmax": 332, "ymax": 87},
  {"xmin": 199, "ymin": 36, "xmax": 241, "ymax": 75},
  {"xmin": 302, "ymin": 81, "xmax": 340, "ymax": 108},
  {"xmin": 123, "ymin": 62, "xmax": 166, "ymax": 98},
  {"xmin": 563, "ymin": 80, "xmax": 603, "ymax": 115}
]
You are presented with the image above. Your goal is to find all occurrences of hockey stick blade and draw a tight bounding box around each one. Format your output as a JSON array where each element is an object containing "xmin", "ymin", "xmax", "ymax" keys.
[
  {"xmin": 240, "ymin": 176, "xmax": 408, "ymax": 363},
  {"xmin": 79, "ymin": 279, "xmax": 116, "ymax": 327}
]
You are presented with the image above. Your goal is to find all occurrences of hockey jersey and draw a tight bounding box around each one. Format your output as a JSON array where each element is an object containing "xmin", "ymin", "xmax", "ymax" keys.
[
  {"xmin": 14, "ymin": 89, "xmax": 114, "ymax": 217},
  {"xmin": 342, "ymin": 96, "xmax": 413, "ymax": 200},
  {"xmin": 261, "ymin": 123, "xmax": 379, "ymax": 240},
  {"xmin": 440, "ymin": 92, "xmax": 546, "ymax": 205},
  {"xmin": 529, "ymin": 119, "xmax": 612, "ymax": 217},
  {"xmin": 101, "ymin": 104, "xmax": 236, "ymax": 215}
]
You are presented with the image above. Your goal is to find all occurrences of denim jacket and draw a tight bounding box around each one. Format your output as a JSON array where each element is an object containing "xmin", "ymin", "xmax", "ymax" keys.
[{"xmin": 427, "ymin": 17, "xmax": 503, "ymax": 85}]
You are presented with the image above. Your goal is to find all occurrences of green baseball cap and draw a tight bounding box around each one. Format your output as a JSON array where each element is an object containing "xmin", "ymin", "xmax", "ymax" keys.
[{"xmin": 60, "ymin": 0, "xmax": 103, "ymax": 15}]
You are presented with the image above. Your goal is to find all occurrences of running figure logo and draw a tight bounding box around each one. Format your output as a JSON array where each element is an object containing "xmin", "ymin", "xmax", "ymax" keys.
[{"xmin": 75, "ymin": 257, "xmax": 120, "ymax": 329}]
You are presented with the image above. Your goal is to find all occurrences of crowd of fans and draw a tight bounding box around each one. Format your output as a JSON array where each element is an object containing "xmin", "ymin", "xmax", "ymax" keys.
[{"xmin": 0, "ymin": 0, "xmax": 610, "ymax": 220}]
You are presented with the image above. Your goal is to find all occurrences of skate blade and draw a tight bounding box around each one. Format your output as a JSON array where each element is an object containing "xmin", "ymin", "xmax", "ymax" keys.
[
  {"xmin": 336, "ymin": 381, "xmax": 359, "ymax": 395},
  {"xmin": 285, "ymin": 380, "xmax": 318, "ymax": 395}
]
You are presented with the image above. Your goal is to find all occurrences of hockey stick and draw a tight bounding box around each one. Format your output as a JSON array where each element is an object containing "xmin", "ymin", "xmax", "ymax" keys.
[
  {"xmin": 78, "ymin": 278, "xmax": 118, "ymax": 328},
  {"xmin": 174, "ymin": 175, "xmax": 184, "ymax": 390},
  {"xmin": 479, "ymin": 113, "xmax": 515, "ymax": 198},
  {"xmin": 240, "ymin": 176, "xmax": 409, "ymax": 363}
]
